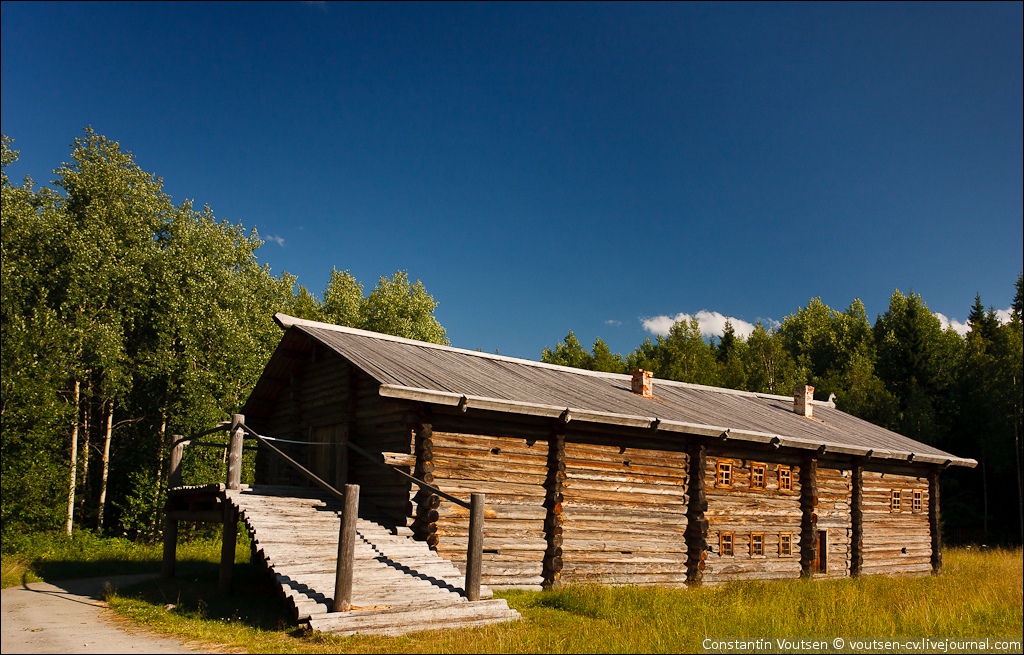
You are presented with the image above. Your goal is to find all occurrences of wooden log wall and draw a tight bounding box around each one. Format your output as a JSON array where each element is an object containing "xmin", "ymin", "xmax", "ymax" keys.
[
  {"xmin": 860, "ymin": 469, "xmax": 932, "ymax": 575},
  {"xmin": 427, "ymin": 429, "xmax": 549, "ymax": 589},
  {"xmin": 814, "ymin": 464, "xmax": 853, "ymax": 579},
  {"xmin": 703, "ymin": 448, "xmax": 803, "ymax": 583},
  {"xmin": 560, "ymin": 433, "xmax": 690, "ymax": 586}
]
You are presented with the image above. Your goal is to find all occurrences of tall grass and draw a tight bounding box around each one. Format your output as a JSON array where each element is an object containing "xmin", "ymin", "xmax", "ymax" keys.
[{"xmin": 101, "ymin": 547, "xmax": 1022, "ymax": 653}]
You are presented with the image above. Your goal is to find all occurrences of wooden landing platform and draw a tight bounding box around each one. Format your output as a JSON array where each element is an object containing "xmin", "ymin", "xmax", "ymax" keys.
[{"xmin": 224, "ymin": 485, "xmax": 521, "ymax": 636}]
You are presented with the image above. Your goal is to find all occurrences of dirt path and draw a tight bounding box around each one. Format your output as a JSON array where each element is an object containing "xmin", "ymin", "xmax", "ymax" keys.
[{"xmin": 1, "ymin": 574, "xmax": 209, "ymax": 654}]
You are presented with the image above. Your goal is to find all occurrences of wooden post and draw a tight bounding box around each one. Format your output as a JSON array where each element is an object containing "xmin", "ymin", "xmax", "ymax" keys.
[
  {"xmin": 542, "ymin": 429, "xmax": 565, "ymax": 588},
  {"xmin": 800, "ymin": 456, "xmax": 819, "ymax": 576},
  {"xmin": 929, "ymin": 466, "xmax": 942, "ymax": 574},
  {"xmin": 465, "ymin": 492, "xmax": 485, "ymax": 602},
  {"xmin": 411, "ymin": 422, "xmax": 439, "ymax": 548},
  {"xmin": 219, "ymin": 504, "xmax": 238, "ymax": 594},
  {"xmin": 168, "ymin": 436, "xmax": 185, "ymax": 488},
  {"xmin": 333, "ymin": 484, "xmax": 359, "ymax": 612},
  {"xmin": 850, "ymin": 462, "xmax": 863, "ymax": 576},
  {"xmin": 684, "ymin": 442, "xmax": 709, "ymax": 584},
  {"xmin": 227, "ymin": 414, "xmax": 244, "ymax": 490},
  {"xmin": 161, "ymin": 515, "xmax": 178, "ymax": 578}
]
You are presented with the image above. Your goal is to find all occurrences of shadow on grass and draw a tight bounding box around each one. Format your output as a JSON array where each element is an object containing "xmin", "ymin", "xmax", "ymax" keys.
[{"xmin": 114, "ymin": 560, "xmax": 299, "ymax": 635}]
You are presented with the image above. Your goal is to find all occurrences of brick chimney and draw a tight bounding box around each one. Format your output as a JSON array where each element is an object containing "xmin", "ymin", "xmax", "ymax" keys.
[
  {"xmin": 631, "ymin": 369, "xmax": 653, "ymax": 398},
  {"xmin": 794, "ymin": 384, "xmax": 814, "ymax": 418}
]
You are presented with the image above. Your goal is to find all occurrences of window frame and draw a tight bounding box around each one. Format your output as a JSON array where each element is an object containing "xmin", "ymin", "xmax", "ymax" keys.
[
  {"xmin": 716, "ymin": 460, "xmax": 733, "ymax": 488},
  {"xmin": 750, "ymin": 532, "xmax": 765, "ymax": 557},
  {"xmin": 890, "ymin": 488, "xmax": 902, "ymax": 512},
  {"xmin": 912, "ymin": 490, "xmax": 923, "ymax": 513},
  {"xmin": 779, "ymin": 532, "xmax": 793, "ymax": 557},
  {"xmin": 719, "ymin": 531, "xmax": 735, "ymax": 557},
  {"xmin": 750, "ymin": 462, "xmax": 767, "ymax": 490},
  {"xmin": 778, "ymin": 465, "xmax": 793, "ymax": 492}
]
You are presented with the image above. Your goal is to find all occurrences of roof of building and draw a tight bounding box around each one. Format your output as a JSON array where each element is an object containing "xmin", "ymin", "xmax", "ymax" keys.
[{"xmin": 244, "ymin": 313, "xmax": 976, "ymax": 468}]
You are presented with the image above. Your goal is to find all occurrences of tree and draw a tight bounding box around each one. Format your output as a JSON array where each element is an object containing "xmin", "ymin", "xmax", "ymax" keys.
[
  {"xmin": 873, "ymin": 290, "xmax": 960, "ymax": 443},
  {"xmin": 716, "ymin": 320, "xmax": 747, "ymax": 389},
  {"xmin": 590, "ymin": 338, "xmax": 627, "ymax": 374},
  {"xmin": 659, "ymin": 318, "xmax": 720, "ymax": 386},
  {"xmin": 741, "ymin": 322, "xmax": 796, "ymax": 395},
  {"xmin": 542, "ymin": 331, "xmax": 593, "ymax": 369},
  {"xmin": 361, "ymin": 271, "xmax": 448, "ymax": 345},
  {"xmin": 322, "ymin": 269, "xmax": 363, "ymax": 327}
]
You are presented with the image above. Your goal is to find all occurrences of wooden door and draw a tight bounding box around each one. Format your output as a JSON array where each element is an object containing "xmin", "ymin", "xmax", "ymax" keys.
[{"xmin": 310, "ymin": 424, "xmax": 347, "ymax": 489}]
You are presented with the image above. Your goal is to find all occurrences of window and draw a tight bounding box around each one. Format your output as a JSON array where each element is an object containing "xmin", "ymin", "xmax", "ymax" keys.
[
  {"xmin": 913, "ymin": 490, "xmax": 923, "ymax": 512},
  {"xmin": 750, "ymin": 533, "xmax": 764, "ymax": 557},
  {"xmin": 890, "ymin": 489, "xmax": 902, "ymax": 512},
  {"xmin": 720, "ymin": 532, "xmax": 735, "ymax": 556},
  {"xmin": 750, "ymin": 463, "xmax": 766, "ymax": 490},
  {"xmin": 716, "ymin": 461, "xmax": 733, "ymax": 488},
  {"xmin": 779, "ymin": 533, "xmax": 793, "ymax": 557},
  {"xmin": 778, "ymin": 465, "xmax": 792, "ymax": 491}
]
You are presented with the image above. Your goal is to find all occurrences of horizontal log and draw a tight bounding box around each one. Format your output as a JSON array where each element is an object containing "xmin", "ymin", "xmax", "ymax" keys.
[
  {"xmin": 433, "ymin": 432, "xmax": 549, "ymax": 457},
  {"xmin": 437, "ymin": 537, "xmax": 548, "ymax": 552}
]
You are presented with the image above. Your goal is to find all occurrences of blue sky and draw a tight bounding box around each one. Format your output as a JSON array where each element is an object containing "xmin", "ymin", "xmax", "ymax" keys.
[{"xmin": 2, "ymin": 2, "xmax": 1021, "ymax": 359}]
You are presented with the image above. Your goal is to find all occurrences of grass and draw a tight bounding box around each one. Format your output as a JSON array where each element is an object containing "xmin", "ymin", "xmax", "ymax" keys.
[
  {"xmin": 108, "ymin": 547, "xmax": 1022, "ymax": 653},
  {"xmin": 6, "ymin": 533, "xmax": 1021, "ymax": 653},
  {"xmin": 1, "ymin": 529, "xmax": 250, "ymax": 589}
]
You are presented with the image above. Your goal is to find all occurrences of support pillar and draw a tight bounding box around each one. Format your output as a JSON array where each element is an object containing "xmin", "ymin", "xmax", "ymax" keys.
[
  {"xmin": 929, "ymin": 466, "xmax": 942, "ymax": 574},
  {"xmin": 218, "ymin": 504, "xmax": 238, "ymax": 594},
  {"xmin": 542, "ymin": 429, "xmax": 566, "ymax": 588},
  {"xmin": 851, "ymin": 461, "xmax": 863, "ymax": 576},
  {"xmin": 161, "ymin": 515, "xmax": 178, "ymax": 579},
  {"xmin": 800, "ymin": 455, "xmax": 819, "ymax": 576},
  {"xmin": 684, "ymin": 442, "xmax": 709, "ymax": 585}
]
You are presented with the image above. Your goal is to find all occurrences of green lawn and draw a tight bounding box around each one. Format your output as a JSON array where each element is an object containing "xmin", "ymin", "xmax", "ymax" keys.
[{"xmin": 4, "ymin": 534, "xmax": 1021, "ymax": 653}]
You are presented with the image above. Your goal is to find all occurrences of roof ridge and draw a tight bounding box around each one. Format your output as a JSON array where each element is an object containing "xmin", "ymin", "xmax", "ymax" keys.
[{"xmin": 274, "ymin": 313, "xmax": 794, "ymax": 402}]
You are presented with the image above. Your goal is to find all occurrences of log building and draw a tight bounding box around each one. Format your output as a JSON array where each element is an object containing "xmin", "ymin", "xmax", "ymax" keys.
[{"xmin": 244, "ymin": 314, "xmax": 976, "ymax": 589}]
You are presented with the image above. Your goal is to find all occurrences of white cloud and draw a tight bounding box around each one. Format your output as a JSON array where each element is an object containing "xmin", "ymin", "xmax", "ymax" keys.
[
  {"xmin": 265, "ymin": 234, "xmax": 286, "ymax": 247},
  {"xmin": 604, "ymin": 319, "xmax": 623, "ymax": 327},
  {"xmin": 935, "ymin": 307, "xmax": 1015, "ymax": 336},
  {"xmin": 934, "ymin": 312, "xmax": 969, "ymax": 336},
  {"xmin": 642, "ymin": 310, "xmax": 762, "ymax": 340}
]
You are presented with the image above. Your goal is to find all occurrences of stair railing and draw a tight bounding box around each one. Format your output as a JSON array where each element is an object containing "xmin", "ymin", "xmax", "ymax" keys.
[
  {"xmin": 229, "ymin": 416, "xmax": 486, "ymax": 605},
  {"xmin": 345, "ymin": 440, "xmax": 486, "ymax": 602}
]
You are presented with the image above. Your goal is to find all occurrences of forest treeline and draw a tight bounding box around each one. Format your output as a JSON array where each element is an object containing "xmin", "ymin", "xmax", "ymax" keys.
[
  {"xmin": 542, "ymin": 281, "xmax": 1024, "ymax": 544},
  {"xmin": 1, "ymin": 130, "xmax": 447, "ymax": 544}
]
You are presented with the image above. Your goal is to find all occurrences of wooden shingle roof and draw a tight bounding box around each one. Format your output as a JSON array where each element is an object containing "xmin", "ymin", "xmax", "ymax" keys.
[{"xmin": 248, "ymin": 314, "xmax": 975, "ymax": 468}]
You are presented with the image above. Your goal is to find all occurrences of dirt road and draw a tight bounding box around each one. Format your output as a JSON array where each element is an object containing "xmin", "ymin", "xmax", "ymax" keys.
[{"xmin": 1, "ymin": 574, "xmax": 208, "ymax": 654}]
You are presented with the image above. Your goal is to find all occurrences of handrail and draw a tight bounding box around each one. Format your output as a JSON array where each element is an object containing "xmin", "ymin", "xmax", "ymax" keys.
[
  {"xmin": 168, "ymin": 414, "xmax": 486, "ymax": 603},
  {"xmin": 345, "ymin": 441, "xmax": 471, "ymax": 510}
]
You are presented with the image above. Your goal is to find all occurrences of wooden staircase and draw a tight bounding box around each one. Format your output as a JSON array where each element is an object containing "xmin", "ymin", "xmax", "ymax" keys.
[{"xmin": 225, "ymin": 485, "xmax": 521, "ymax": 636}]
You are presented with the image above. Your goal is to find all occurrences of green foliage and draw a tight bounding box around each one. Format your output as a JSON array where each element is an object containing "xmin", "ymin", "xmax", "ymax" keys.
[
  {"xmin": 542, "ymin": 331, "xmax": 593, "ymax": 369},
  {"xmin": 362, "ymin": 271, "xmax": 448, "ymax": 344},
  {"xmin": 1, "ymin": 130, "xmax": 448, "ymax": 543}
]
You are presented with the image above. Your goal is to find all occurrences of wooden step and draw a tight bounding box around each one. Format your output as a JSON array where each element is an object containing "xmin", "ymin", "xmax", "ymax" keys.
[
  {"xmin": 308, "ymin": 598, "xmax": 520, "ymax": 636},
  {"xmin": 224, "ymin": 486, "xmax": 513, "ymax": 635}
]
